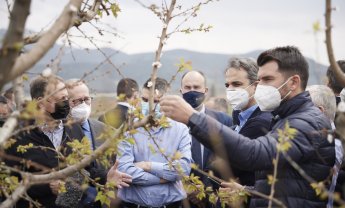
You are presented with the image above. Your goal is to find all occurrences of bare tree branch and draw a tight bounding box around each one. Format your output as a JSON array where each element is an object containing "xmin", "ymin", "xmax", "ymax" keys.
[
  {"xmin": 0, "ymin": 111, "xmax": 19, "ymax": 147},
  {"xmin": 0, "ymin": 177, "xmax": 30, "ymax": 208},
  {"xmin": 0, "ymin": 0, "xmax": 84, "ymax": 90},
  {"xmin": 325, "ymin": 0, "xmax": 345, "ymax": 86},
  {"xmin": 149, "ymin": 0, "xmax": 176, "ymax": 113},
  {"xmin": 0, "ymin": 0, "xmax": 31, "ymax": 90}
]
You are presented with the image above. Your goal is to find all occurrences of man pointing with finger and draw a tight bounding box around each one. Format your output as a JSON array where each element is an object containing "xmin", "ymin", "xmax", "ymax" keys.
[{"xmin": 160, "ymin": 46, "xmax": 335, "ymax": 208}]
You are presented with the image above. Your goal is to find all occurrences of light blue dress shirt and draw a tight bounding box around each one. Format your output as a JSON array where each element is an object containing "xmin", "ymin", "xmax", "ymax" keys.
[
  {"xmin": 81, "ymin": 120, "xmax": 94, "ymax": 150},
  {"xmin": 234, "ymin": 104, "xmax": 258, "ymax": 132},
  {"xmin": 117, "ymin": 118, "xmax": 192, "ymax": 207}
]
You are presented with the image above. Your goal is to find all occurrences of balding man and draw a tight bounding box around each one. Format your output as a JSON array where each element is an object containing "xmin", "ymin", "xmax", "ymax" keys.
[{"xmin": 180, "ymin": 71, "xmax": 232, "ymax": 207}]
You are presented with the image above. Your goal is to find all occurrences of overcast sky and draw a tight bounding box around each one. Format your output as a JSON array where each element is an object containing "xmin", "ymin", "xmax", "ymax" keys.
[{"xmin": 0, "ymin": 0, "xmax": 344, "ymax": 65}]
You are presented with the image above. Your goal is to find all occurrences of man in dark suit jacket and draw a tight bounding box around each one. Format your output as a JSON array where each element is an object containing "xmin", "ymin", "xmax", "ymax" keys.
[
  {"xmin": 98, "ymin": 78, "xmax": 139, "ymax": 128},
  {"xmin": 225, "ymin": 57, "xmax": 272, "ymax": 188},
  {"xmin": 180, "ymin": 71, "xmax": 232, "ymax": 208},
  {"xmin": 4, "ymin": 76, "xmax": 82, "ymax": 207},
  {"xmin": 67, "ymin": 79, "xmax": 132, "ymax": 208}
]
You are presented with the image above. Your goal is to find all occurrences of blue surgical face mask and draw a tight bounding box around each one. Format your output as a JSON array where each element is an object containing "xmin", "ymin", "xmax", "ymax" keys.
[
  {"xmin": 182, "ymin": 91, "xmax": 205, "ymax": 108},
  {"xmin": 141, "ymin": 101, "xmax": 162, "ymax": 118}
]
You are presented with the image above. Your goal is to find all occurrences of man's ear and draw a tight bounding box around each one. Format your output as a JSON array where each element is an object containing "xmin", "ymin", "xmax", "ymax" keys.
[
  {"xmin": 179, "ymin": 89, "xmax": 182, "ymax": 94},
  {"xmin": 37, "ymin": 97, "xmax": 44, "ymax": 109},
  {"xmin": 290, "ymin": 75, "xmax": 301, "ymax": 91},
  {"xmin": 204, "ymin": 87, "xmax": 209, "ymax": 94},
  {"xmin": 318, "ymin": 105, "xmax": 325, "ymax": 113}
]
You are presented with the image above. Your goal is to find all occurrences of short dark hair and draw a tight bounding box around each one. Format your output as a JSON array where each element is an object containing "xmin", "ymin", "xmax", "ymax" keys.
[
  {"xmin": 257, "ymin": 46, "xmax": 309, "ymax": 90},
  {"xmin": 226, "ymin": 57, "xmax": 258, "ymax": 84},
  {"xmin": 326, "ymin": 60, "xmax": 345, "ymax": 94},
  {"xmin": 30, "ymin": 75, "xmax": 64, "ymax": 99},
  {"xmin": 143, "ymin": 77, "xmax": 169, "ymax": 94},
  {"xmin": 181, "ymin": 70, "xmax": 207, "ymax": 86},
  {"xmin": 117, "ymin": 78, "xmax": 139, "ymax": 99}
]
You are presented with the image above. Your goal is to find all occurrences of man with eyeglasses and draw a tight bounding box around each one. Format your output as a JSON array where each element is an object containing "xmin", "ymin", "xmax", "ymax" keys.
[
  {"xmin": 66, "ymin": 79, "xmax": 132, "ymax": 208},
  {"xmin": 117, "ymin": 77, "xmax": 192, "ymax": 208}
]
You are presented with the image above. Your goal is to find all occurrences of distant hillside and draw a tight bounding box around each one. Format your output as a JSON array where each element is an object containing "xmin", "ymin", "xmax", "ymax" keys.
[{"xmin": 0, "ymin": 29, "xmax": 327, "ymax": 96}]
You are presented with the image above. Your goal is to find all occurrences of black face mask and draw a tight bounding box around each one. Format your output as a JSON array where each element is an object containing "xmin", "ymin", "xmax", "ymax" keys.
[
  {"xmin": 50, "ymin": 100, "xmax": 70, "ymax": 120},
  {"xmin": 182, "ymin": 91, "xmax": 205, "ymax": 108}
]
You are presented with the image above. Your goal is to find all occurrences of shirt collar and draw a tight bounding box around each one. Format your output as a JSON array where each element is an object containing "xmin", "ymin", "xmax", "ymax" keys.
[
  {"xmin": 118, "ymin": 102, "xmax": 135, "ymax": 110},
  {"xmin": 198, "ymin": 104, "xmax": 206, "ymax": 113},
  {"xmin": 238, "ymin": 104, "xmax": 258, "ymax": 127},
  {"xmin": 40, "ymin": 120, "xmax": 63, "ymax": 133}
]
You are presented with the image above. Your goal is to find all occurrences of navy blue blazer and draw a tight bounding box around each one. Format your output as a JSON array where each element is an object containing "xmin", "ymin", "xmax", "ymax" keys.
[
  {"xmin": 231, "ymin": 107, "xmax": 272, "ymax": 186},
  {"xmin": 191, "ymin": 107, "xmax": 232, "ymax": 181}
]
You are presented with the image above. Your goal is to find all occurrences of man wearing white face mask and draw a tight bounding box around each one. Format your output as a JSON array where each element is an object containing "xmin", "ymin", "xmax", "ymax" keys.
[
  {"xmin": 225, "ymin": 57, "xmax": 272, "ymax": 188},
  {"xmin": 66, "ymin": 79, "xmax": 132, "ymax": 208},
  {"xmin": 160, "ymin": 46, "xmax": 335, "ymax": 208}
]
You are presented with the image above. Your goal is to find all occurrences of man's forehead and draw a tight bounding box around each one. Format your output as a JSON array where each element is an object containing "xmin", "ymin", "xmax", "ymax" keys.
[
  {"xmin": 258, "ymin": 62, "xmax": 280, "ymax": 78},
  {"xmin": 226, "ymin": 68, "xmax": 249, "ymax": 79},
  {"xmin": 68, "ymin": 84, "xmax": 89, "ymax": 96},
  {"xmin": 182, "ymin": 72, "xmax": 205, "ymax": 84}
]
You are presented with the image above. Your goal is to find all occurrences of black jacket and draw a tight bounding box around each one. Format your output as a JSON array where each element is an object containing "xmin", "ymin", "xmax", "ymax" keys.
[
  {"xmin": 188, "ymin": 92, "xmax": 335, "ymax": 208},
  {"xmin": 231, "ymin": 107, "xmax": 272, "ymax": 186},
  {"xmin": 5, "ymin": 122, "xmax": 106, "ymax": 208}
]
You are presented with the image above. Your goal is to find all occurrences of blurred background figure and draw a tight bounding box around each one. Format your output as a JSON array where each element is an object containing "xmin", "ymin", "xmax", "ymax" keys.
[
  {"xmin": 99, "ymin": 78, "xmax": 139, "ymax": 128},
  {"xmin": 3, "ymin": 87, "xmax": 17, "ymax": 111},
  {"xmin": 326, "ymin": 60, "xmax": 345, "ymax": 106},
  {"xmin": 205, "ymin": 97, "xmax": 229, "ymax": 114},
  {"xmin": 0, "ymin": 95, "xmax": 12, "ymax": 127},
  {"xmin": 306, "ymin": 85, "xmax": 342, "ymax": 208}
]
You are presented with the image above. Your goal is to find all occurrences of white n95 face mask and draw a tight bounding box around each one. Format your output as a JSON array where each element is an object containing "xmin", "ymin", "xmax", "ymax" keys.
[
  {"xmin": 70, "ymin": 102, "xmax": 91, "ymax": 122},
  {"xmin": 226, "ymin": 88, "xmax": 250, "ymax": 110},
  {"xmin": 254, "ymin": 78, "xmax": 291, "ymax": 112}
]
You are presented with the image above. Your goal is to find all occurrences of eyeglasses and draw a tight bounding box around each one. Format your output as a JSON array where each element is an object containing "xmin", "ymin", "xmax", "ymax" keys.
[
  {"xmin": 71, "ymin": 97, "xmax": 93, "ymax": 105},
  {"xmin": 141, "ymin": 97, "xmax": 160, "ymax": 103}
]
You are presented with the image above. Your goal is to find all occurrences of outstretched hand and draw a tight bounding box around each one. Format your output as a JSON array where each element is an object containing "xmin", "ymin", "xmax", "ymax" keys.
[
  {"xmin": 160, "ymin": 95, "xmax": 196, "ymax": 124},
  {"xmin": 107, "ymin": 160, "xmax": 132, "ymax": 189}
]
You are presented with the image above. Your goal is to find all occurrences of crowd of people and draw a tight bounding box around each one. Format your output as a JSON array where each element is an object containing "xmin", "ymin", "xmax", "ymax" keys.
[{"xmin": 1, "ymin": 46, "xmax": 345, "ymax": 208}]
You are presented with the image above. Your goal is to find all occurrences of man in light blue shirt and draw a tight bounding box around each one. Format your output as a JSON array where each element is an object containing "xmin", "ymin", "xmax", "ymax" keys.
[{"xmin": 117, "ymin": 78, "xmax": 192, "ymax": 208}]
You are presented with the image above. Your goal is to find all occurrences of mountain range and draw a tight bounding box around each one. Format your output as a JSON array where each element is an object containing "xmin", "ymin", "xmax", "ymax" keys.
[{"xmin": 1, "ymin": 29, "xmax": 327, "ymax": 96}]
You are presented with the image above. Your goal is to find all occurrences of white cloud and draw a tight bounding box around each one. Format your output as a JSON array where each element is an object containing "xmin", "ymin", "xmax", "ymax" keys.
[{"xmin": 0, "ymin": 0, "xmax": 344, "ymax": 65}]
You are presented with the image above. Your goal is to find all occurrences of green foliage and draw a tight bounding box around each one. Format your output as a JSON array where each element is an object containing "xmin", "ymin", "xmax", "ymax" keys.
[
  {"xmin": 310, "ymin": 182, "xmax": 323, "ymax": 196},
  {"xmin": 176, "ymin": 58, "xmax": 193, "ymax": 72},
  {"xmin": 65, "ymin": 137, "xmax": 92, "ymax": 165},
  {"xmin": 313, "ymin": 20, "xmax": 321, "ymax": 33},
  {"xmin": 20, "ymin": 100, "xmax": 41, "ymax": 120},
  {"xmin": 110, "ymin": 3, "xmax": 121, "ymax": 17},
  {"xmin": 276, "ymin": 122, "xmax": 297, "ymax": 152},
  {"xmin": 157, "ymin": 115, "xmax": 171, "ymax": 129},
  {"xmin": 95, "ymin": 180, "xmax": 116, "ymax": 207},
  {"xmin": 17, "ymin": 143, "xmax": 33, "ymax": 153},
  {"xmin": 0, "ymin": 173, "xmax": 19, "ymax": 196},
  {"xmin": 3, "ymin": 138, "xmax": 16, "ymax": 149}
]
